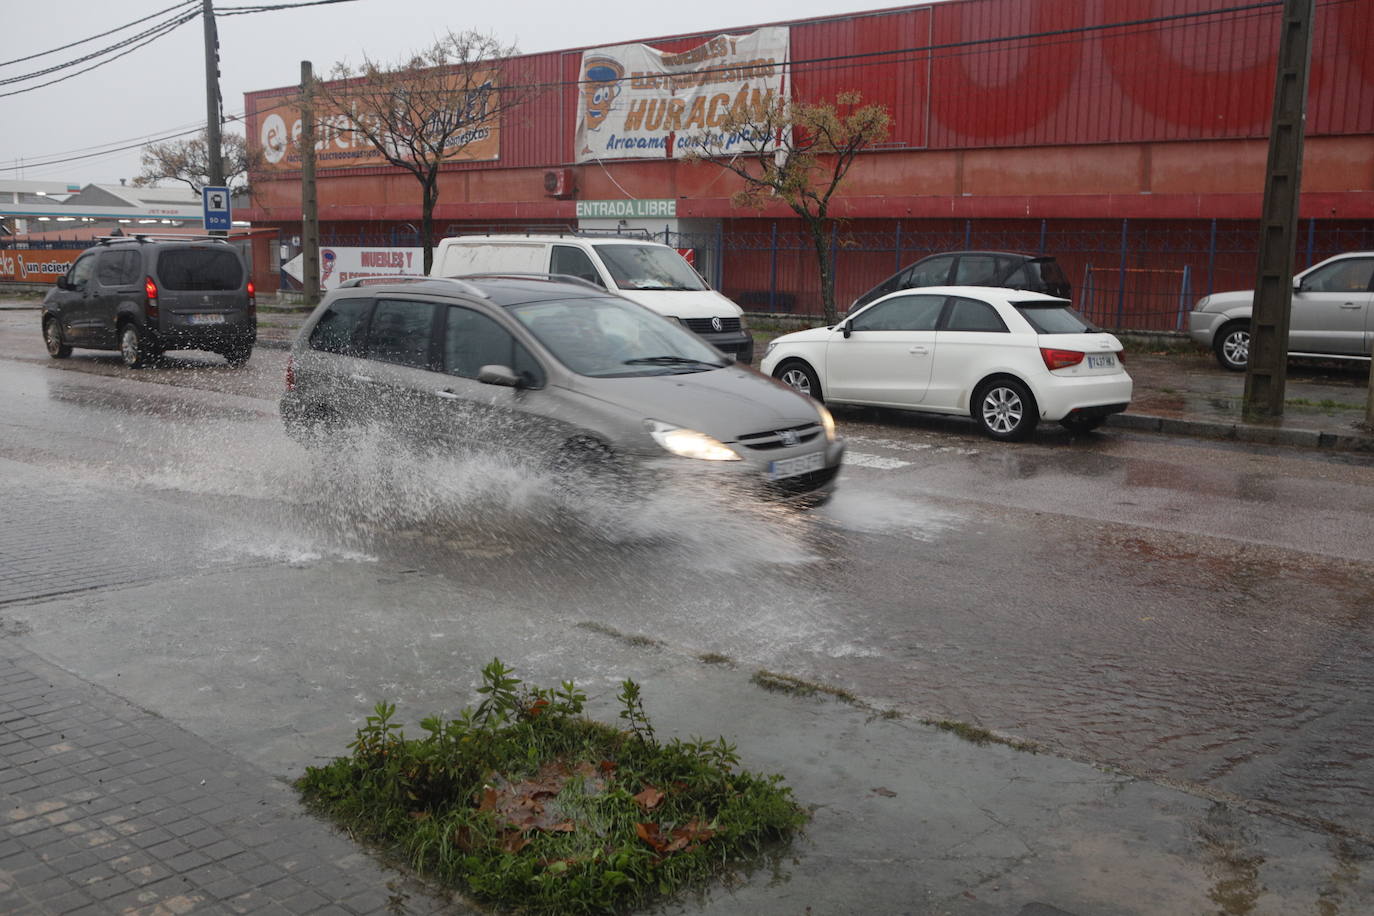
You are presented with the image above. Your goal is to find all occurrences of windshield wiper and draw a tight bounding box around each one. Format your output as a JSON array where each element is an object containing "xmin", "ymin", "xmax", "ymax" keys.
[{"xmin": 623, "ymin": 356, "xmax": 724, "ymax": 368}]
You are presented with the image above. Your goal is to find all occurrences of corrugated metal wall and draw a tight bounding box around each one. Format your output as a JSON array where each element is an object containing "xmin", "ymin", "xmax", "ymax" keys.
[{"xmin": 245, "ymin": 0, "xmax": 1374, "ymax": 171}]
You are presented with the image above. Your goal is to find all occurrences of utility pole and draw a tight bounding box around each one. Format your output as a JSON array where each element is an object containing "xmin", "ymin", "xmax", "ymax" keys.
[
  {"xmin": 300, "ymin": 61, "xmax": 321, "ymax": 303},
  {"xmin": 201, "ymin": 0, "xmax": 226, "ymax": 237},
  {"xmin": 1242, "ymin": 0, "xmax": 1316, "ymax": 420}
]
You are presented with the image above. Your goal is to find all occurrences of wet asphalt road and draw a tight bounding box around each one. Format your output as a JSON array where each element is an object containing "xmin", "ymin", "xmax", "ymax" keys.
[{"xmin": 2, "ymin": 309, "xmax": 1373, "ymax": 847}]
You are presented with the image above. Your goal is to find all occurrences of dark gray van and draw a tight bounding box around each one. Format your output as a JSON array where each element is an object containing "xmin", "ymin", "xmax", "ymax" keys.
[{"xmin": 42, "ymin": 235, "xmax": 256, "ymax": 368}]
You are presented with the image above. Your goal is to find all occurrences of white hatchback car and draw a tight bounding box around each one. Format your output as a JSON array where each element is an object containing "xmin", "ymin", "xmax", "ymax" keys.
[{"xmin": 760, "ymin": 287, "xmax": 1132, "ymax": 441}]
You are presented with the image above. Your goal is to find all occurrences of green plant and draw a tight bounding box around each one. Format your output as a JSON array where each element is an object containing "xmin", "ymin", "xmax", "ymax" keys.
[
  {"xmin": 616, "ymin": 678, "xmax": 656, "ymax": 745},
  {"xmin": 297, "ymin": 660, "xmax": 806, "ymax": 914}
]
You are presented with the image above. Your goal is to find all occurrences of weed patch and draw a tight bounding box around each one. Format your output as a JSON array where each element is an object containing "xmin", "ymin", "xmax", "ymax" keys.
[
  {"xmin": 751, "ymin": 669, "xmax": 858, "ymax": 704},
  {"xmin": 576, "ymin": 620, "xmax": 664, "ymax": 650},
  {"xmin": 925, "ymin": 718, "xmax": 1041, "ymax": 753},
  {"xmin": 298, "ymin": 660, "xmax": 807, "ymax": 913}
]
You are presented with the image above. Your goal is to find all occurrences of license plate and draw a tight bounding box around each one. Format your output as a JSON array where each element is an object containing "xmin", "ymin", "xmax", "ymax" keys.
[
  {"xmin": 1087, "ymin": 354, "xmax": 1116, "ymax": 368},
  {"xmin": 189, "ymin": 313, "xmax": 226, "ymax": 325},
  {"xmin": 769, "ymin": 451, "xmax": 826, "ymax": 480}
]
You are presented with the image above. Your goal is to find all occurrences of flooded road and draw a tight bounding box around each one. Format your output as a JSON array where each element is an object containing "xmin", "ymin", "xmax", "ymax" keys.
[{"xmin": 3, "ymin": 312, "xmax": 1374, "ymax": 851}]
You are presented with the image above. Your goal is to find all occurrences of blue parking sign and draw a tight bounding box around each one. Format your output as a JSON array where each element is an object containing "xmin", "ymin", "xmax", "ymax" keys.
[{"xmin": 202, "ymin": 186, "xmax": 231, "ymax": 232}]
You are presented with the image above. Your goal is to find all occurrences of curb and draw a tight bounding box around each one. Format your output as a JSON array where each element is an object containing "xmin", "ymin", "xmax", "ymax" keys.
[{"xmin": 1108, "ymin": 411, "xmax": 1374, "ymax": 453}]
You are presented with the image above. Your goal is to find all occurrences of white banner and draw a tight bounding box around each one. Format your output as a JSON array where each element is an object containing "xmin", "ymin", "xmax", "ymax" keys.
[
  {"xmin": 575, "ymin": 27, "xmax": 789, "ymax": 163},
  {"xmin": 282, "ymin": 247, "xmax": 425, "ymax": 290}
]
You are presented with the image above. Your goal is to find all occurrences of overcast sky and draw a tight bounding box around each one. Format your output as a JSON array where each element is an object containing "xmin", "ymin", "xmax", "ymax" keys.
[{"xmin": 1, "ymin": 0, "xmax": 899, "ymax": 187}]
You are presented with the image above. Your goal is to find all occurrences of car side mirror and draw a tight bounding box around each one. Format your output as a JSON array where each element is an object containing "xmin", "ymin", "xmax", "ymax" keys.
[
  {"xmin": 477, "ymin": 364, "xmax": 522, "ymax": 388},
  {"xmin": 55, "ymin": 277, "xmax": 71, "ymax": 291},
  {"xmin": 1292, "ymin": 276, "xmax": 1304, "ymax": 293},
  {"xmin": 842, "ymin": 320, "xmax": 853, "ymax": 339}
]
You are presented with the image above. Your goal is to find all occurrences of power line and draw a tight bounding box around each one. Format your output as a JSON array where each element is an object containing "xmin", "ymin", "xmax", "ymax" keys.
[
  {"xmin": 216, "ymin": 0, "xmax": 361, "ymax": 15},
  {"xmin": 0, "ymin": 114, "xmax": 247, "ymax": 173},
  {"xmin": 0, "ymin": 1, "xmax": 198, "ymax": 68},
  {"xmin": 0, "ymin": 9, "xmax": 201, "ymax": 88}
]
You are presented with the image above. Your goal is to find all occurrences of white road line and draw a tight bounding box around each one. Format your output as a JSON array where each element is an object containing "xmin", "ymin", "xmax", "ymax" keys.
[{"xmin": 844, "ymin": 452, "xmax": 912, "ymax": 470}]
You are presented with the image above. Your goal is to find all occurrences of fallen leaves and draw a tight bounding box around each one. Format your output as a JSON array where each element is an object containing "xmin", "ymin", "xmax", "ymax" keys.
[
  {"xmin": 632, "ymin": 785, "xmax": 664, "ymax": 811},
  {"xmin": 635, "ymin": 819, "xmax": 716, "ymax": 856}
]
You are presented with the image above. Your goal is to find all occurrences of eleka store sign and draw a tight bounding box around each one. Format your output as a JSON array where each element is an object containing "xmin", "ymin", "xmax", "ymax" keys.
[
  {"xmin": 249, "ymin": 73, "xmax": 501, "ymax": 173},
  {"xmin": 0, "ymin": 249, "xmax": 79, "ymax": 285},
  {"xmin": 574, "ymin": 27, "xmax": 788, "ymax": 163}
]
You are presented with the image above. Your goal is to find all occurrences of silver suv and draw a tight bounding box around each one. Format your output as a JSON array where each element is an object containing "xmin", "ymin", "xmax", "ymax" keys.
[
  {"xmin": 42, "ymin": 235, "xmax": 256, "ymax": 368},
  {"xmin": 279, "ymin": 275, "xmax": 844, "ymax": 502},
  {"xmin": 1188, "ymin": 252, "xmax": 1373, "ymax": 371}
]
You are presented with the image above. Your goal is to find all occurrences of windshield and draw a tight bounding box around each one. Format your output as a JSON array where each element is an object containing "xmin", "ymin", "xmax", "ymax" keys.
[
  {"xmin": 592, "ymin": 244, "xmax": 707, "ymax": 291},
  {"xmin": 1013, "ymin": 300, "xmax": 1099, "ymax": 334},
  {"xmin": 511, "ymin": 296, "xmax": 727, "ymax": 377}
]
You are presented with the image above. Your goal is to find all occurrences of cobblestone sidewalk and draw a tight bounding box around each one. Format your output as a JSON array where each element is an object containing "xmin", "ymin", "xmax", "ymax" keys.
[{"xmin": 0, "ymin": 643, "xmax": 460, "ymax": 915}]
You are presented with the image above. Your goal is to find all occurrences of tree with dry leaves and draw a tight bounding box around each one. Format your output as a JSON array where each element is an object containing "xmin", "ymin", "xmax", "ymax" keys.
[
  {"xmin": 133, "ymin": 131, "xmax": 259, "ymax": 195},
  {"xmin": 309, "ymin": 31, "xmax": 537, "ymax": 273},
  {"xmin": 688, "ymin": 91, "xmax": 891, "ymax": 325}
]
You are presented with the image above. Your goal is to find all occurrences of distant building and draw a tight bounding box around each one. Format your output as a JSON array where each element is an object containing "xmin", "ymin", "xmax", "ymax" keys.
[{"xmin": 238, "ymin": 0, "xmax": 1374, "ymax": 325}]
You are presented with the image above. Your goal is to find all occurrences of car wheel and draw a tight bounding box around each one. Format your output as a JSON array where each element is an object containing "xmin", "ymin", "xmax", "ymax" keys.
[
  {"xmin": 773, "ymin": 359, "xmax": 823, "ymax": 402},
  {"xmin": 119, "ymin": 322, "xmax": 156, "ymax": 369},
  {"xmin": 973, "ymin": 378, "xmax": 1038, "ymax": 441},
  {"xmin": 223, "ymin": 345, "xmax": 253, "ymax": 368},
  {"xmin": 1059, "ymin": 413, "xmax": 1105, "ymax": 434},
  {"xmin": 1214, "ymin": 321, "xmax": 1249, "ymax": 371},
  {"xmin": 43, "ymin": 317, "xmax": 72, "ymax": 359}
]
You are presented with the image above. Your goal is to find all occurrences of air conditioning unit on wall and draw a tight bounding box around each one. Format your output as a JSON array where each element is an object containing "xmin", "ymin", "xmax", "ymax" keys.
[{"xmin": 543, "ymin": 168, "xmax": 575, "ymax": 199}]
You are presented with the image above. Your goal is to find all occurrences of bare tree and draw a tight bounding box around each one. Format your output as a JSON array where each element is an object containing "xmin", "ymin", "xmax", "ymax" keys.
[
  {"xmin": 133, "ymin": 131, "xmax": 259, "ymax": 195},
  {"xmin": 309, "ymin": 31, "xmax": 536, "ymax": 273},
  {"xmin": 689, "ymin": 91, "xmax": 891, "ymax": 325}
]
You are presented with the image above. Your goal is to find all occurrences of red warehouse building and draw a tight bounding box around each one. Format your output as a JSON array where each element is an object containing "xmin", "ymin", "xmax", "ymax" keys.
[{"xmin": 241, "ymin": 0, "xmax": 1374, "ymax": 329}]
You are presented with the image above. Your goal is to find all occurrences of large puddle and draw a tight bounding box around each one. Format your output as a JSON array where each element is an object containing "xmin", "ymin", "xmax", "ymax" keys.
[{"xmin": 8, "ymin": 360, "xmax": 1374, "ymax": 842}]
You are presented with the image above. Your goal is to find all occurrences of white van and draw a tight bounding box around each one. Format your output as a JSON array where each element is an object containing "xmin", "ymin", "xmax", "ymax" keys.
[{"xmin": 429, "ymin": 234, "xmax": 753, "ymax": 362}]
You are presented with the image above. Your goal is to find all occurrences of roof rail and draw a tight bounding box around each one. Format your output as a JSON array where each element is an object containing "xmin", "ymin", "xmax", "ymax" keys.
[
  {"xmin": 339, "ymin": 275, "xmax": 489, "ymax": 298},
  {"xmin": 446, "ymin": 271, "xmax": 606, "ymax": 292},
  {"xmin": 446, "ymin": 227, "xmax": 655, "ymax": 241},
  {"xmin": 95, "ymin": 233, "xmax": 231, "ymax": 245}
]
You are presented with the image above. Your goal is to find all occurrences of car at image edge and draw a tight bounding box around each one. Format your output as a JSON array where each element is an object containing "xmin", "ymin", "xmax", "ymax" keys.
[
  {"xmin": 762, "ymin": 286, "xmax": 1131, "ymax": 441},
  {"xmin": 280, "ymin": 274, "xmax": 844, "ymax": 502},
  {"xmin": 1188, "ymin": 252, "xmax": 1374, "ymax": 371}
]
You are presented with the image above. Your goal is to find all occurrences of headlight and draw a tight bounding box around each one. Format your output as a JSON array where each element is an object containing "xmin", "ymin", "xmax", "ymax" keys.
[
  {"xmin": 646, "ymin": 421, "xmax": 741, "ymax": 461},
  {"xmin": 1195, "ymin": 296, "xmax": 1211, "ymax": 310},
  {"xmin": 816, "ymin": 404, "xmax": 837, "ymax": 442},
  {"xmin": 763, "ymin": 341, "xmax": 778, "ymax": 360}
]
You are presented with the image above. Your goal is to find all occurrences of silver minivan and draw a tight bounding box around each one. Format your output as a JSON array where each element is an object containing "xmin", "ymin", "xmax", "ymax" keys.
[{"xmin": 280, "ymin": 275, "xmax": 843, "ymax": 502}]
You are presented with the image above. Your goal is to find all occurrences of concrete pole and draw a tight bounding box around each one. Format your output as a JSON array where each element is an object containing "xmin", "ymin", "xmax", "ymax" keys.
[
  {"xmin": 202, "ymin": 0, "xmax": 226, "ymax": 236},
  {"xmin": 300, "ymin": 61, "xmax": 320, "ymax": 304},
  {"xmin": 1242, "ymin": 0, "xmax": 1316, "ymax": 420}
]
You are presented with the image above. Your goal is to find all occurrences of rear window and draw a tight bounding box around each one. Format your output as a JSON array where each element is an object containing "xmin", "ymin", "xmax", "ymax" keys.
[
  {"xmin": 1014, "ymin": 301, "xmax": 1098, "ymax": 334},
  {"xmin": 156, "ymin": 248, "xmax": 243, "ymax": 291}
]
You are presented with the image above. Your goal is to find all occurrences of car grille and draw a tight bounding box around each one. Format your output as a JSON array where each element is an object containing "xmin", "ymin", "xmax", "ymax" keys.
[
  {"xmin": 766, "ymin": 464, "xmax": 840, "ymax": 496},
  {"xmin": 736, "ymin": 423, "xmax": 824, "ymax": 451},
  {"xmin": 682, "ymin": 317, "xmax": 742, "ymax": 334}
]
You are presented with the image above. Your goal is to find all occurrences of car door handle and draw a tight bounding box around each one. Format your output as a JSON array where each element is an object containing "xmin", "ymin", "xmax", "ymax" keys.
[
  {"xmin": 434, "ymin": 389, "xmax": 463, "ymax": 400},
  {"xmin": 909, "ymin": 346, "xmax": 929, "ymax": 355},
  {"xmin": 349, "ymin": 373, "xmax": 375, "ymax": 384},
  {"xmin": 1339, "ymin": 302, "xmax": 1361, "ymax": 309}
]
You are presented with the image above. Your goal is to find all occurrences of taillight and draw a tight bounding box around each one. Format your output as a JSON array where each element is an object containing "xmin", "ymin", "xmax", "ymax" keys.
[
  {"xmin": 1114, "ymin": 349, "xmax": 1126, "ymax": 363},
  {"xmin": 1040, "ymin": 347, "xmax": 1084, "ymax": 371},
  {"xmin": 144, "ymin": 276, "xmax": 159, "ymax": 319},
  {"xmin": 284, "ymin": 353, "xmax": 295, "ymax": 392},
  {"xmin": 247, "ymin": 280, "xmax": 256, "ymax": 316}
]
